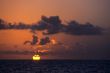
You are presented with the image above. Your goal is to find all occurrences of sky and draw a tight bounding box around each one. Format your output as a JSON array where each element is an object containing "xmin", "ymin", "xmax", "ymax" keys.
[
  {"xmin": 0, "ymin": 0, "xmax": 110, "ymax": 28},
  {"xmin": 0, "ymin": 0, "xmax": 110, "ymax": 60},
  {"xmin": 0, "ymin": 30, "xmax": 110, "ymax": 60}
]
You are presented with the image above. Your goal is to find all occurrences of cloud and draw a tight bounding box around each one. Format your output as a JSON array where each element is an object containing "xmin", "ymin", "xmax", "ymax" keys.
[
  {"xmin": 35, "ymin": 16, "xmax": 103, "ymax": 35},
  {"xmin": 0, "ymin": 19, "xmax": 7, "ymax": 29},
  {"xmin": 33, "ymin": 16, "xmax": 63, "ymax": 34},
  {"xmin": 24, "ymin": 35, "xmax": 38, "ymax": 45},
  {"xmin": 24, "ymin": 35, "xmax": 51, "ymax": 46},
  {"xmin": 0, "ymin": 16, "xmax": 104, "ymax": 35},
  {"xmin": 63, "ymin": 21, "xmax": 103, "ymax": 35}
]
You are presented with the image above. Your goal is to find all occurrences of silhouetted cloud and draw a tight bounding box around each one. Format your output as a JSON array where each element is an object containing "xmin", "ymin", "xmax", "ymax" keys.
[
  {"xmin": 37, "ymin": 16, "xmax": 63, "ymax": 34},
  {"xmin": 24, "ymin": 34, "xmax": 51, "ymax": 46},
  {"xmin": 24, "ymin": 35, "xmax": 38, "ymax": 45},
  {"xmin": 64, "ymin": 21, "xmax": 103, "ymax": 35},
  {"xmin": 0, "ymin": 18, "xmax": 31, "ymax": 29},
  {"xmin": 39, "ymin": 37, "xmax": 51, "ymax": 45},
  {"xmin": 34, "ymin": 16, "xmax": 103, "ymax": 35},
  {"xmin": 0, "ymin": 16, "xmax": 103, "ymax": 35},
  {"xmin": 0, "ymin": 19, "xmax": 8, "ymax": 29}
]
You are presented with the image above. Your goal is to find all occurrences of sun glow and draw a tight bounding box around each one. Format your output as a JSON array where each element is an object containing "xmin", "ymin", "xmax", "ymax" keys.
[
  {"xmin": 51, "ymin": 39, "xmax": 57, "ymax": 45},
  {"xmin": 32, "ymin": 54, "xmax": 41, "ymax": 61}
]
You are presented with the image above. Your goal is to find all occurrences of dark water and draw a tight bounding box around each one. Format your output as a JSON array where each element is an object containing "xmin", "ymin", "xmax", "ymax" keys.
[{"xmin": 0, "ymin": 60, "xmax": 110, "ymax": 73}]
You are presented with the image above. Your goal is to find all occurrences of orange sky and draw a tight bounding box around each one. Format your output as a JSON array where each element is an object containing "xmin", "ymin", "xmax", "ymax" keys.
[{"xmin": 0, "ymin": 0, "xmax": 110, "ymax": 27}]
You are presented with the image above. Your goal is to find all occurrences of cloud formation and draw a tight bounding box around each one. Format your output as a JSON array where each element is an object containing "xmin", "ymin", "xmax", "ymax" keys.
[
  {"xmin": 37, "ymin": 16, "xmax": 103, "ymax": 35},
  {"xmin": 0, "ymin": 16, "xmax": 103, "ymax": 35},
  {"xmin": 64, "ymin": 21, "xmax": 103, "ymax": 35},
  {"xmin": 37, "ymin": 16, "xmax": 63, "ymax": 34}
]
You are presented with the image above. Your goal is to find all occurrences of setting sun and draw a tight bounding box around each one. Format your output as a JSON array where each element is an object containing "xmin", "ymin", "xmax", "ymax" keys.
[{"xmin": 32, "ymin": 54, "xmax": 41, "ymax": 61}]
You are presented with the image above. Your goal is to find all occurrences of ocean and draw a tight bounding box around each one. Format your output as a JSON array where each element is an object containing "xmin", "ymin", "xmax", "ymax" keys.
[{"xmin": 0, "ymin": 60, "xmax": 110, "ymax": 73}]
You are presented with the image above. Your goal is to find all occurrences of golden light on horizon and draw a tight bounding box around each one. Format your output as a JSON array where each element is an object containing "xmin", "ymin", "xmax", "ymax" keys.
[{"xmin": 32, "ymin": 54, "xmax": 41, "ymax": 61}]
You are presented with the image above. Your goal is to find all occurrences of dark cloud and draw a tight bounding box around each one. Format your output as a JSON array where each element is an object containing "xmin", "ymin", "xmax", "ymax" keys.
[
  {"xmin": 39, "ymin": 37, "xmax": 51, "ymax": 45},
  {"xmin": 24, "ymin": 35, "xmax": 38, "ymax": 45},
  {"xmin": 0, "ymin": 16, "xmax": 103, "ymax": 35},
  {"xmin": 64, "ymin": 21, "xmax": 103, "ymax": 35},
  {"xmin": 24, "ymin": 34, "xmax": 52, "ymax": 46},
  {"xmin": 39, "ymin": 16, "xmax": 63, "ymax": 34},
  {"xmin": 0, "ymin": 19, "xmax": 7, "ymax": 29},
  {"xmin": 35, "ymin": 16, "xmax": 103, "ymax": 35}
]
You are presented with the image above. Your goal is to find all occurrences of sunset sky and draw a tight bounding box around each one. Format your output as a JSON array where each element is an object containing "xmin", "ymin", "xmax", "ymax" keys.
[
  {"xmin": 0, "ymin": 0, "xmax": 110, "ymax": 28},
  {"xmin": 0, "ymin": 0, "xmax": 110, "ymax": 60}
]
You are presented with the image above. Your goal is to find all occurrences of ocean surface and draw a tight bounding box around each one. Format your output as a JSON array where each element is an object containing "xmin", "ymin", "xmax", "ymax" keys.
[{"xmin": 0, "ymin": 60, "xmax": 110, "ymax": 73}]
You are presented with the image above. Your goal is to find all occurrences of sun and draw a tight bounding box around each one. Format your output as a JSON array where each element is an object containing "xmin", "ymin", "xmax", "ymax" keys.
[{"xmin": 32, "ymin": 54, "xmax": 41, "ymax": 61}]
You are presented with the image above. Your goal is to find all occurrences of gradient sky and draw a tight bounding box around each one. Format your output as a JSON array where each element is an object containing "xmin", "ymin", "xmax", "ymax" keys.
[
  {"xmin": 0, "ymin": 0, "xmax": 110, "ymax": 27},
  {"xmin": 0, "ymin": 30, "xmax": 110, "ymax": 59},
  {"xmin": 0, "ymin": 0, "xmax": 110, "ymax": 60}
]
